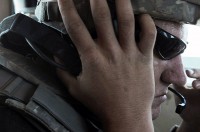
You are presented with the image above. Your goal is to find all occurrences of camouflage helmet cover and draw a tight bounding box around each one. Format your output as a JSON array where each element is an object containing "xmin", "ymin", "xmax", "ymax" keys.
[{"xmin": 35, "ymin": 0, "xmax": 200, "ymax": 33}]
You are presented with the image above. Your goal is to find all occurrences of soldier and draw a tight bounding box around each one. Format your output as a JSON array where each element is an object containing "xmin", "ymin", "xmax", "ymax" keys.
[
  {"xmin": 0, "ymin": 0, "xmax": 200, "ymax": 132},
  {"xmin": 56, "ymin": 0, "xmax": 200, "ymax": 132}
]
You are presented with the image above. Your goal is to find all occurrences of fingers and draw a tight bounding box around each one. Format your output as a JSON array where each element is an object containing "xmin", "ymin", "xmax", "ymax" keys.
[
  {"xmin": 186, "ymin": 69, "xmax": 200, "ymax": 79},
  {"xmin": 90, "ymin": 0, "xmax": 118, "ymax": 49},
  {"xmin": 57, "ymin": 0, "xmax": 95, "ymax": 56},
  {"xmin": 192, "ymin": 80, "xmax": 200, "ymax": 89},
  {"xmin": 138, "ymin": 14, "xmax": 157, "ymax": 56},
  {"xmin": 115, "ymin": 0, "xmax": 135, "ymax": 51},
  {"xmin": 115, "ymin": 0, "xmax": 156, "ymax": 58},
  {"xmin": 186, "ymin": 69, "xmax": 200, "ymax": 89}
]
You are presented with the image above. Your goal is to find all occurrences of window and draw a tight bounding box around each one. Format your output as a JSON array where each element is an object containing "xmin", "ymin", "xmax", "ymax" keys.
[{"xmin": 182, "ymin": 24, "xmax": 200, "ymax": 85}]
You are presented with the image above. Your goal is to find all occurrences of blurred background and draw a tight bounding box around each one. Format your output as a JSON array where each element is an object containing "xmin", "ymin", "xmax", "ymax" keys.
[
  {"xmin": 0, "ymin": 0, "xmax": 12, "ymax": 21},
  {"xmin": 0, "ymin": 0, "xmax": 37, "ymax": 21}
]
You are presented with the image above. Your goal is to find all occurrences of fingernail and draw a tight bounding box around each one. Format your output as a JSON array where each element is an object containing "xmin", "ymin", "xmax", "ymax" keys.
[{"xmin": 187, "ymin": 69, "xmax": 194, "ymax": 75}]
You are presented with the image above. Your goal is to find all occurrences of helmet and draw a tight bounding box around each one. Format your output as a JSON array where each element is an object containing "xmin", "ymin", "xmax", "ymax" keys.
[{"xmin": 35, "ymin": 0, "xmax": 200, "ymax": 34}]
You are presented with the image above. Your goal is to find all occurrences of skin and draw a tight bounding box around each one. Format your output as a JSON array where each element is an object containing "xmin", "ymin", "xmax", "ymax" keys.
[
  {"xmin": 56, "ymin": 0, "xmax": 200, "ymax": 131},
  {"xmin": 152, "ymin": 20, "xmax": 187, "ymax": 120},
  {"xmin": 57, "ymin": 0, "xmax": 155, "ymax": 131},
  {"xmin": 153, "ymin": 21, "xmax": 200, "ymax": 131}
]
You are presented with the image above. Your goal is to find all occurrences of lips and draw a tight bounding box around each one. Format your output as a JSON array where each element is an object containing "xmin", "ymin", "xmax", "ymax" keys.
[
  {"xmin": 153, "ymin": 81, "xmax": 170, "ymax": 107},
  {"xmin": 156, "ymin": 94, "xmax": 167, "ymax": 102},
  {"xmin": 155, "ymin": 92, "xmax": 167, "ymax": 98},
  {"xmin": 152, "ymin": 94, "xmax": 167, "ymax": 108},
  {"xmin": 153, "ymin": 90, "xmax": 168, "ymax": 108},
  {"xmin": 155, "ymin": 89, "xmax": 168, "ymax": 98}
]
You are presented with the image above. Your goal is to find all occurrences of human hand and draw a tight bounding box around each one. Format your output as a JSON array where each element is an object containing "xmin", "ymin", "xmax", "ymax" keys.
[
  {"xmin": 57, "ymin": 0, "xmax": 156, "ymax": 131},
  {"xmin": 174, "ymin": 69, "xmax": 200, "ymax": 132}
]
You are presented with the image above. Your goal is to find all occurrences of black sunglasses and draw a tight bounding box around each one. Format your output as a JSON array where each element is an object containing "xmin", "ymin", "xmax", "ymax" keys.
[
  {"xmin": 154, "ymin": 26, "xmax": 187, "ymax": 60},
  {"xmin": 135, "ymin": 25, "xmax": 187, "ymax": 60}
]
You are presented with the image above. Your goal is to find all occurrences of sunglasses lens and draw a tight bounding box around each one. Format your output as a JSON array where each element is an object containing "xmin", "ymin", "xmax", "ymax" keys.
[{"xmin": 155, "ymin": 27, "xmax": 186, "ymax": 60}]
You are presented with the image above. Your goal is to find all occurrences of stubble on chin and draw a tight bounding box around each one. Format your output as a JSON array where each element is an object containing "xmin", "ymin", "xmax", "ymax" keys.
[{"xmin": 152, "ymin": 104, "xmax": 161, "ymax": 120}]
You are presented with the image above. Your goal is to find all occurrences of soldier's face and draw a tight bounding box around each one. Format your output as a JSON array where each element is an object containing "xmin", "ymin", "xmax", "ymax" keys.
[
  {"xmin": 54, "ymin": 0, "xmax": 189, "ymax": 120},
  {"xmin": 152, "ymin": 20, "xmax": 187, "ymax": 119}
]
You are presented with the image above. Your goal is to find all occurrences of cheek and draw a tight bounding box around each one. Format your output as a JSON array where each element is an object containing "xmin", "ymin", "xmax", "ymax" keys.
[
  {"xmin": 153, "ymin": 57, "xmax": 166, "ymax": 83},
  {"xmin": 152, "ymin": 106, "xmax": 161, "ymax": 120}
]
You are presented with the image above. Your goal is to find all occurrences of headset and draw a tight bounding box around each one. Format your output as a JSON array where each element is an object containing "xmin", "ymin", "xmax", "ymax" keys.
[{"xmin": 168, "ymin": 87, "xmax": 186, "ymax": 114}]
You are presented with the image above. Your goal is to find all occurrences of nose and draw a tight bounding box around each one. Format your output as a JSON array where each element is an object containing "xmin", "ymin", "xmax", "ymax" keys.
[{"xmin": 161, "ymin": 56, "xmax": 187, "ymax": 86}]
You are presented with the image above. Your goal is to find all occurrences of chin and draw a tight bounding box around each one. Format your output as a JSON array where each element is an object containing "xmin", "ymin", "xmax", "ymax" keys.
[{"xmin": 152, "ymin": 106, "xmax": 161, "ymax": 120}]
